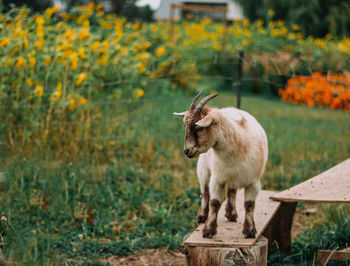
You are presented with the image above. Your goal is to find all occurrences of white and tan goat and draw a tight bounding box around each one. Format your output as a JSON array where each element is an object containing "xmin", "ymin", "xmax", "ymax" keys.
[{"xmin": 174, "ymin": 90, "xmax": 268, "ymax": 238}]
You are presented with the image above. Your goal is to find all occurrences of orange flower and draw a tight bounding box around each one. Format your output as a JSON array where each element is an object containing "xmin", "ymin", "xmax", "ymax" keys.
[{"xmin": 279, "ymin": 73, "xmax": 350, "ymax": 110}]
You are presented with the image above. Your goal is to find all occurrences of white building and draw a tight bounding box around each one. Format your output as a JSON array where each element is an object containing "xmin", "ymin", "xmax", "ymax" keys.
[{"xmin": 154, "ymin": 0, "xmax": 243, "ymax": 21}]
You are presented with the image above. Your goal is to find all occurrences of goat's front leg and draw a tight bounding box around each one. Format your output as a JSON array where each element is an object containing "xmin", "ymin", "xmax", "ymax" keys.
[
  {"xmin": 197, "ymin": 184, "xmax": 209, "ymax": 223},
  {"xmin": 242, "ymin": 181, "xmax": 260, "ymax": 238},
  {"xmin": 203, "ymin": 179, "xmax": 224, "ymax": 238},
  {"xmin": 225, "ymin": 186, "xmax": 238, "ymax": 222},
  {"xmin": 197, "ymin": 165, "xmax": 210, "ymax": 223}
]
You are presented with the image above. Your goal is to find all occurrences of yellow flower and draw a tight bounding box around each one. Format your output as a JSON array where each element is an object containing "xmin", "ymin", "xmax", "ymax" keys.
[
  {"xmin": 135, "ymin": 89, "xmax": 144, "ymax": 98},
  {"xmin": 98, "ymin": 40, "xmax": 109, "ymax": 56},
  {"xmin": 338, "ymin": 38, "xmax": 350, "ymax": 55},
  {"xmin": 268, "ymin": 9, "xmax": 274, "ymax": 17},
  {"xmin": 78, "ymin": 47, "xmax": 87, "ymax": 59},
  {"xmin": 68, "ymin": 98, "xmax": 87, "ymax": 111},
  {"xmin": 213, "ymin": 41, "xmax": 221, "ymax": 51},
  {"xmin": 155, "ymin": 46, "xmax": 165, "ymax": 57},
  {"xmin": 78, "ymin": 28, "xmax": 91, "ymax": 40},
  {"xmin": 23, "ymin": 37, "xmax": 28, "ymax": 49},
  {"xmin": 43, "ymin": 56, "xmax": 52, "ymax": 65},
  {"xmin": 291, "ymin": 24, "xmax": 300, "ymax": 31},
  {"xmin": 150, "ymin": 24, "xmax": 158, "ymax": 32},
  {"xmin": 52, "ymin": 5, "xmax": 61, "ymax": 12},
  {"xmin": 133, "ymin": 22, "xmax": 141, "ymax": 30},
  {"xmin": 325, "ymin": 33, "xmax": 332, "ymax": 40},
  {"xmin": 35, "ymin": 39, "xmax": 45, "ymax": 50},
  {"xmin": 16, "ymin": 56, "xmax": 26, "ymax": 67},
  {"xmin": 97, "ymin": 56, "xmax": 108, "ymax": 66},
  {"xmin": 35, "ymin": 15, "xmax": 45, "ymax": 25},
  {"xmin": 5, "ymin": 57, "xmax": 14, "ymax": 67},
  {"xmin": 241, "ymin": 40, "xmax": 249, "ymax": 46},
  {"xmin": 75, "ymin": 73, "xmax": 88, "ymax": 85},
  {"xmin": 242, "ymin": 19, "xmax": 250, "ymax": 27},
  {"xmin": 257, "ymin": 19, "xmax": 264, "ymax": 26},
  {"xmin": 0, "ymin": 37, "xmax": 11, "ymax": 48},
  {"xmin": 144, "ymin": 41, "xmax": 151, "ymax": 49},
  {"xmin": 114, "ymin": 19, "xmax": 124, "ymax": 42},
  {"xmin": 60, "ymin": 12, "xmax": 69, "ymax": 21},
  {"xmin": 28, "ymin": 56, "xmax": 36, "ymax": 67},
  {"xmin": 137, "ymin": 52, "xmax": 150, "ymax": 60},
  {"xmin": 26, "ymin": 78, "xmax": 33, "ymax": 87},
  {"xmin": 45, "ymin": 6, "xmax": 60, "ymax": 18},
  {"xmin": 138, "ymin": 62, "xmax": 146, "ymax": 73},
  {"xmin": 52, "ymin": 82, "xmax": 62, "ymax": 101},
  {"xmin": 34, "ymin": 84, "xmax": 43, "ymax": 97},
  {"xmin": 70, "ymin": 52, "xmax": 78, "ymax": 70},
  {"xmin": 90, "ymin": 41, "xmax": 100, "ymax": 52}
]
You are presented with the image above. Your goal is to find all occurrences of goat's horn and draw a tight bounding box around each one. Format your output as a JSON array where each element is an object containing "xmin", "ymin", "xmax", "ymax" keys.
[
  {"xmin": 195, "ymin": 93, "xmax": 219, "ymax": 113},
  {"xmin": 190, "ymin": 89, "xmax": 203, "ymax": 110}
]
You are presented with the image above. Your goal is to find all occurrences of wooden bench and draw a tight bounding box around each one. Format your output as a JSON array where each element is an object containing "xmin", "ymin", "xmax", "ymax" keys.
[
  {"xmin": 182, "ymin": 190, "xmax": 281, "ymax": 265},
  {"xmin": 317, "ymin": 247, "xmax": 350, "ymax": 265},
  {"xmin": 182, "ymin": 159, "xmax": 350, "ymax": 265},
  {"xmin": 270, "ymin": 158, "xmax": 350, "ymax": 265}
]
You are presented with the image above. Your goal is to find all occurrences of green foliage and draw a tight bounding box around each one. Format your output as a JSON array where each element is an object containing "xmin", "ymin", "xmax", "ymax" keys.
[
  {"xmin": 0, "ymin": 0, "xmax": 52, "ymax": 12},
  {"xmin": 233, "ymin": 0, "xmax": 350, "ymax": 38}
]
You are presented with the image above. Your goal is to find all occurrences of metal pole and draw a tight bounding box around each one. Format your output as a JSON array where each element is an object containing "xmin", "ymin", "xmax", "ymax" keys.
[{"xmin": 237, "ymin": 51, "xmax": 244, "ymax": 109}]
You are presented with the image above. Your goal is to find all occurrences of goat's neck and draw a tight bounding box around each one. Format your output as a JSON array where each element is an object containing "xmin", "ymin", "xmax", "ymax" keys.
[{"xmin": 212, "ymin": 118, "xmax": 241, "ymax": 159}]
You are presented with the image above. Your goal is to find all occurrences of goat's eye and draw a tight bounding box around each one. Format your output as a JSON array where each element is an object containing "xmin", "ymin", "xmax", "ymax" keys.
[{"xmin": 196, "ymin": 127, "xmax": 204, "ymax": 132}]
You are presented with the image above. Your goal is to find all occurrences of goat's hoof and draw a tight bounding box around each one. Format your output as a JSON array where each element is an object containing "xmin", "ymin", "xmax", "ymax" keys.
[
  {"xmin": 197, "ymin": 214, "xmax": 207, "ymax": 223},
  {"xmin": 202, "ymin": 225, "xmax": 216, "ymax": 238},
  {"xmin": 225, "ymin": 213, "xmax": 238, "ymax": 222},
  {"xmin": 242, "ymin": 222, "xmax": 257, "ymax": 238}
]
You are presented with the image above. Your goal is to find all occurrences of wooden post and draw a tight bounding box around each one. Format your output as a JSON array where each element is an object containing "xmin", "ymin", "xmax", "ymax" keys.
[
  {"xmin": 262, "ymin": 202, "xmax": 297, "ymax": 254},
  {"xmin": 183, "ymin": 236, "xmax": 268, "ymax": 266},
  {"xmin": 236, "ymin": 51, "xmax": 244, "ymax": 109},
  {"xmin": 0, "ymin": 249, "xmax": 5, "ymax": 266}
]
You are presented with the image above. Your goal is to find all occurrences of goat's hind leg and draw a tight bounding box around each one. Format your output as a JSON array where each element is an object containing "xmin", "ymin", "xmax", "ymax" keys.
[
  {"xmin": 242, "ymin": 181, "xmax": 260, "ymax": 238},
  {"xmin": 196, "ymin": 159, "xmax": 210, "ymax": 223},
  {"xmin": 225, "ymin": 185, "xmax": 238, "ymax": 222}
]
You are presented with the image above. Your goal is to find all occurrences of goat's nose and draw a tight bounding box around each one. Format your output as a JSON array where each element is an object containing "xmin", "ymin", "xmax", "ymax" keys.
[{"xmin": 184, "ymin": 149, "xmax": 190, "ymax": 155}]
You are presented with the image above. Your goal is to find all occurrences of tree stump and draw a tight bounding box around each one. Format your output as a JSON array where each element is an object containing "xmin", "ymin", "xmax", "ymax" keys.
[{"xmin": 184, "ymin": 236, "xmax": 268, "ymax": 266}]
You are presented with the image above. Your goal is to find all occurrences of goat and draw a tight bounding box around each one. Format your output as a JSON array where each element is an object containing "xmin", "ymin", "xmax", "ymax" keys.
[{"xmin": 174, "ymin": 90, "xmax": 268, "ymax": 238}]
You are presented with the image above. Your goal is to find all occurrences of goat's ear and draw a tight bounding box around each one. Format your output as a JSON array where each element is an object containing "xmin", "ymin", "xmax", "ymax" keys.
[
  {"xmin": 173, "ymin": 111, "xmax": 186, "ymax": 117},
  {"xmin": 196, "ymin": 116, "xmax": 213, "ymax": 128}
]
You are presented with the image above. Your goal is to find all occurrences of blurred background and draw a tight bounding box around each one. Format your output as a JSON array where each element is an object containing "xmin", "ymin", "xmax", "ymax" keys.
[{"xmin": 0, "ymin": 0, "xmax": 349, "ymax": 265}]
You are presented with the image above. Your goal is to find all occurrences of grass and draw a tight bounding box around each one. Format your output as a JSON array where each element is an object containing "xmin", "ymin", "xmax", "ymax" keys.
[{"xmin": 1, "ymin": 91, "xmax": 350, "ymax": 264}]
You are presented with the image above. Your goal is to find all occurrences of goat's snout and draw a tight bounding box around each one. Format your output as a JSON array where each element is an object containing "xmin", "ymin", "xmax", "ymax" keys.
[
  {"xmin": 184, "ymin": 148, "xmax": 190, "ymax": 156},
  {"xmin": 184, "ymin": 147, "xmax": 198, "ymax": 158}
]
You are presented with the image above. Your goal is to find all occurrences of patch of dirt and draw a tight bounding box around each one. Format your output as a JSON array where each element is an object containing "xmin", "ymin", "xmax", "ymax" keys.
[{"xmin": 103, "ymin": 250, "xmax": 186, "ymax": 266}]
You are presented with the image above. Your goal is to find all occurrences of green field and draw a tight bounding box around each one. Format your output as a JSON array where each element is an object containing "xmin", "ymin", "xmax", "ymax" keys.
[{"xmin": 1, "ymin": 91, "xmax": 350, "ymax": 264}]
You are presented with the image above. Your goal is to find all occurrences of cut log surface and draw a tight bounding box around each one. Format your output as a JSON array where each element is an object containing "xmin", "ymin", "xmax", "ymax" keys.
[
  {"xmin": 184, "ymin": 190, "xmax": 280, "ymax": 248},
  {"xmin": 271, "ymin": 158, "xmax": 350, "ymax": 203},
  {"xmin": 185, "ymin": 236, "xmax": 268, "ymax": 266}
]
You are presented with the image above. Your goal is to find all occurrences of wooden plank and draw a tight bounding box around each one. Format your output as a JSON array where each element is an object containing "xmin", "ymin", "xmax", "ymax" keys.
[
  {"xmin": 317, "ymin": 248, "xmax": 350, "ymax": 266},
  {"xmin": 270, "ymin": 159, "xmax": 350, "ymax": 203},
  {"xmin": 184, "ymin": 190, "xmax": 280, "ymax": 248},
  {"xmin": 171, "ymin": 4, "xmax": 227, "ymax": 13}
]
